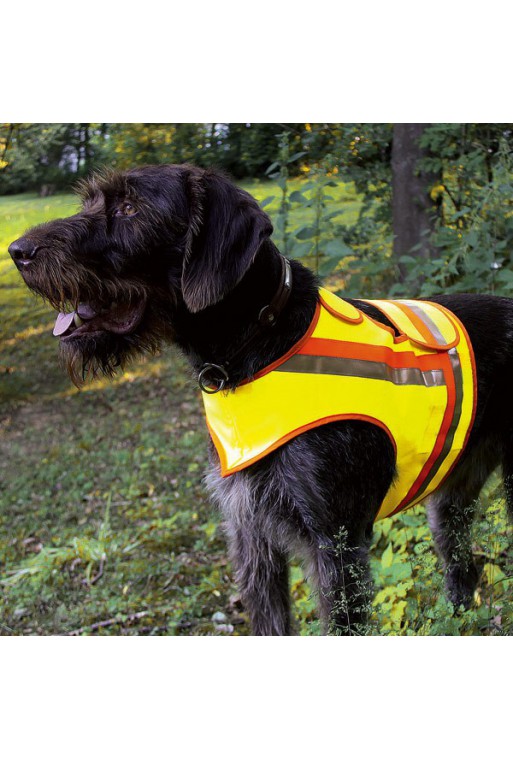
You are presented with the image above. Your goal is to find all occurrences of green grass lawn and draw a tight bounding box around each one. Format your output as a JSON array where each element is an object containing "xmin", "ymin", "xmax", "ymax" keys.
[{"xmin": 1, "ymin": 181, "xmax": 512, "ymax": 635}]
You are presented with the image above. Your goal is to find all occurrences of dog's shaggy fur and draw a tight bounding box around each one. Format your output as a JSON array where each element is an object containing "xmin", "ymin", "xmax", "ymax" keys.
[{"xmin": 9, "ymin": 164, "xmax": 513, "ymax": 634}]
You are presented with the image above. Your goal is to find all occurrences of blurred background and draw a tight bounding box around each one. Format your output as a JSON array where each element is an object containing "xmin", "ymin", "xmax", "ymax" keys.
[{"xmin": 1, "ymin": 122, "xmax": 512, "ymax": 636}]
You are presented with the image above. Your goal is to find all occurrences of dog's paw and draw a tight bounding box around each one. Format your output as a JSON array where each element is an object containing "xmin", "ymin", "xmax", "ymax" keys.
[{"xmin": 445, "ymin": 563, "xmax": 480, "ymax": 611}]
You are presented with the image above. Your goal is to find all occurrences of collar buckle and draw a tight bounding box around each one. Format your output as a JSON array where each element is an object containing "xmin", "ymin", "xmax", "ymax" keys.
[{"xmin": 198, "ymin": 363, "xmax": 229, "ymax": 394}]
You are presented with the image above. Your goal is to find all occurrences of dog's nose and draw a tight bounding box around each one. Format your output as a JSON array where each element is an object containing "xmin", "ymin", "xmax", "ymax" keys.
[{"xmin": 8, "ymin": 238, "xmax": 39, "ymax": 267}]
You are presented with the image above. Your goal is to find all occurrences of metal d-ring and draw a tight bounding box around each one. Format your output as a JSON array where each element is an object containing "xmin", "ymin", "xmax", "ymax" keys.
[{"xmin": 198, "ymin": 363, "xmax": 229, "ymax": 394}]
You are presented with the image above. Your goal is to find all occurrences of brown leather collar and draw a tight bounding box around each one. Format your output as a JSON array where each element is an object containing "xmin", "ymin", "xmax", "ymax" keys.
[{"xmin": 198, "ymin": 255, "xmax": 292, "ymax": 393}]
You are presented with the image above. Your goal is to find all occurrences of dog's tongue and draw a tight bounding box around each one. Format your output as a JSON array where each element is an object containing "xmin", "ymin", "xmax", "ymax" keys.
[
  {"xmin": 53, "ymin": 303, "xmax": 98, "ymax": 337},
  {"xmin": 52, "ymin": 300, "xmax": 146, "ymax": 338},
  {"xmin": 53, "ymin": 312, "xmax": 76, "ymax": 336}
]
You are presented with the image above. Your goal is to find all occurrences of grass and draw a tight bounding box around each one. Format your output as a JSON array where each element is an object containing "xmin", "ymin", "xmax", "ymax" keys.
[
  {"xmin": 0, "ymin": 180, "xmax": 512, "ymax": 635},
  {"xmin": 0, "ymin": 191, "xmax": 240, "ymax": 635}
]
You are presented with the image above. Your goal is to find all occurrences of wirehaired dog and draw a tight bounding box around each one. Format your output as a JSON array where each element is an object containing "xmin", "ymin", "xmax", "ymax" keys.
[{"xmin": 9, "ymin": 164, "xmax": 513, "ymax": 635}]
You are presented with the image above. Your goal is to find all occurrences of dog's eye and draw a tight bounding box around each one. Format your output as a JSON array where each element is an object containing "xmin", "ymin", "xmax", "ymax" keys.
[{"xmin": 115, "ymin": 202, "xmax": 137, "ymax": 217}]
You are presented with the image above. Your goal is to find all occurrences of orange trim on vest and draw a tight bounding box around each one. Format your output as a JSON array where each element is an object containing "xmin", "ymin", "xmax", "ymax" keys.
[
  {"xmin": 319, "ymin": 292, "xmax": 363, "ymax": 324},
  {"xmin": 298, "ymin": 338, "xmax": 445, "ymax": 370}
]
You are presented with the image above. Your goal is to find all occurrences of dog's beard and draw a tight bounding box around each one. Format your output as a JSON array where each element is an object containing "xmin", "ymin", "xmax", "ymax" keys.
[
  {"xmin": 58, "ymin": 322, "xmax": 170, "ymax": 387},
  {"xmin": 20, "ymin": 254, "xmax": 179, "ymax": 386}
]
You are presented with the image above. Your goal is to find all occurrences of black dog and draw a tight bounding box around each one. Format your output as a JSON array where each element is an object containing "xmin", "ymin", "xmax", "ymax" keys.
[{"xmin": 8, "ymin": 164, "xmax": 513, "ymax": 635}]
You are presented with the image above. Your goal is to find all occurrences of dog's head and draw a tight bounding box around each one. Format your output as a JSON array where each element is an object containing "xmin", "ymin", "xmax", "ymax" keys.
[{"xmin": 8, "ymin": 164, "xmax": 273, "ymax": 384}]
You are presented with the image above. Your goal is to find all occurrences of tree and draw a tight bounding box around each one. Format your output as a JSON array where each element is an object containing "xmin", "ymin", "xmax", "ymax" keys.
[
  {"xmin": 391, "ymin": 124, "xmax": 441, "ymax": 284},
  {"xmin": 0, "ymin": 123, "xmax": 105, "ymax": 194}
]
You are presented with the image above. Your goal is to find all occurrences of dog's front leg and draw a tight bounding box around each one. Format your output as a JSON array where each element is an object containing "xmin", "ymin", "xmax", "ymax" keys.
[
  {"xmin": 206, "ymin": 466, "xmax": 293, "ymax": 635},
  {"xmin": 307, "ymin": 533, "xmax": 374, "ymax": 636},
  {"xmin": 227, "ymin": 523, "xmax": 292, "ymax": 636}
]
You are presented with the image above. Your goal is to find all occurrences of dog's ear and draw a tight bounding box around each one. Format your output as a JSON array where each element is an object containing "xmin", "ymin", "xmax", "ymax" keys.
[{"xmin": 182, "ymin": 169, "xmax": 273, "ymax": 312}]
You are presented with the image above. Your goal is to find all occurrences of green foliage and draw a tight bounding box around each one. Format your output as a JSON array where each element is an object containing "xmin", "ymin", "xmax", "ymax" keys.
[
  {"xmin": 0, "ymin": 124, "xmax": 97, "ymax": 194},
  {"xmin": 258, "ymin": 123, "xmax": 513, "ymax": 301},
  {"xmin": 318, "ymin": 123, "xmax": 513, "ymax": 299},
  {"xmin": 395, "ymin": 136, "xmax": 513, "ymax": 297},
  {"xmin": 98, "ymin": 123, "xmax": 203, "ymax": 170},
  {"xmin": 266, "ymin": 131, "xmax": 363, "ymax": 281},
  {"xmin": 369, "ymin": 482, "xmax": 513, "ymax": 636},
  {"xmin": 0, "ymin": 123, "xmax": 322, "ymax": 194}
]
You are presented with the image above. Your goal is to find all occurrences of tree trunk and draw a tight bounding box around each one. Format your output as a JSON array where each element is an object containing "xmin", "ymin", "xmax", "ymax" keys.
[
  {"xmin": 391, "ymin": 124, "xmax": 440, "ymax": 287},
  {"xmin": 82, "ymin": 123, "xmax": 91, "ymax": 173}
]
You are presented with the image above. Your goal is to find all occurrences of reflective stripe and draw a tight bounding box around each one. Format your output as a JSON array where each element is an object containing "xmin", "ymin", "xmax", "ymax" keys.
[
  {"xmin": 400, "ymin": 299, "xmax": 459, "ymax": 348},
  {"xmin": 404, "ymin": 303, "xmax": 465, "ymax": 489},
  {"xmin": 395, "ymin": 301, "xmax": 436, "ymax": 344},
  {"xmin": 405, "ymin": 347, "xmax": 464, "ymax": 504},
  {"xmin": 390, "ymin": 333, "xmax": 465, "ymax": 515},
  {"xmin": 402, "ymin": 300, "xmax": 445, "ymax": 342},
  {"xmin": 367, "ymin": 298, "xmax": 459, "ymax": 350},
  {"xmin": 275, "ymin": 354, "xmax": 446, "ymax": 388}
]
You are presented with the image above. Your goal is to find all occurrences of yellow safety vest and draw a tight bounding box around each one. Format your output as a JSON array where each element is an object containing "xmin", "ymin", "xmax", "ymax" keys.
[{"xmin": 202, "ymin": 288, "xmax": 477, "ymax": 520}]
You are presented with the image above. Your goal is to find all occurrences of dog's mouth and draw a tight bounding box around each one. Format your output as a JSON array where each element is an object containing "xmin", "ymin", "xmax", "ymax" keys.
[{"xmin": 53, "ymin": 297, "xmax": 147, "ymax": 340}]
